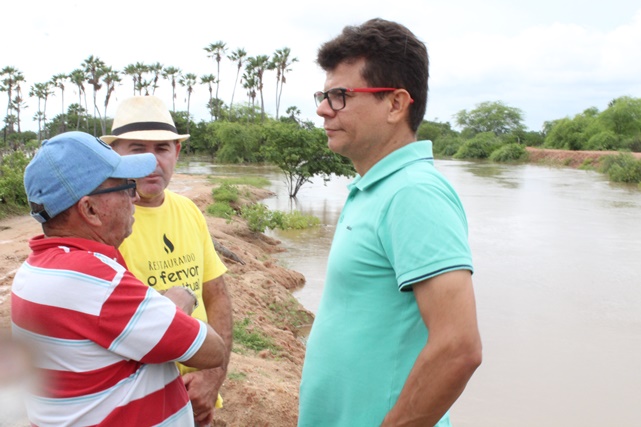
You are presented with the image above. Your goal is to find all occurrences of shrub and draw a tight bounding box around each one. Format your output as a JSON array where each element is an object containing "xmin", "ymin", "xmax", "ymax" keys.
[
  {"xmin": 240, "ymin": 202, "xmax": 320, "ymax": 233},
  {"xmin": 599, "ymin": 153, "xmax": 641, "ymax": 183},
  {"xmin": 241, "ymin": 203, "xmax": 273, "ymax": 233},
  {"xmin": 206, "ymin": 201, "xmax": 235, "ymax": 219},
  {"xmin": 281, "ymin": 210, "xmax": 320, "ymax": 229},
  {"xmin": 433, "ymin": 135, "xmax": 464, "ymax": 157},
  {"xmin": 454, "ymin": 133, "xmax": 500, "ymax": 160},
  {"xmin": 489, "ymin": 143, "xmax": 529, "ymax": 162},
  {"xmin": 0, "ymin": 151, "xmax": 30, "ymax": 210},
  {"xmin": 212, "ymin": 182, "xmax": 239, "ymax": 203}
]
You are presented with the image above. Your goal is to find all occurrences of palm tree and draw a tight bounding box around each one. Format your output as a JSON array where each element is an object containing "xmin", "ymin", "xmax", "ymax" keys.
[
  {"xmin": 179, "ymin": 72, "xmax": 197, "ymax": 147},
  {"xmin": 227, "ymin": 48, "xmax": 247, "ymax": 115},
  {"xmin": 271, "ymin": 47, "xmax": 298, "ymax": 120},
  {"xmin": 0, "ymin": 66, "xmax": 23, "ymax": 142},
  {"xmin": 200, "ymin": 74, "xmax": 216, "ymax": 121},
  {"xmin": 51, "ymin": 73, "xmax": 69, "ymax": 133},
  {"xmin": 122, "ymin": 64, "xmax": 139, "ymax": 95},
  {"xmin": 101, "ymin": 67, "xmax": 121, "ymax": 135},
  {"xmin": 246, "ymin": 55, "xmax": 270, "ymax": 122},
  {"xmin": 123, "ymin": 62, "xmax": 149, "ymax": 95},
  {"xmin": 162, "ymin": 66, "xmax": 182, "ymax": 112},
  {"xmin": 204, "ymin": 41, "xmax": 227, "ymax": 120},
  {"xmin": 148, "ymin": 62, "xmax": 163, "ymax": 95},
  {"xmin": 69, "ymin": 69, "xmax": 88, "ymax": 130},
  {"xmin": 241, "ymin": 71, "xmax": 258, "ymax": 122},
  {"xmin": 11, "ymin": 74, "xmax": 26, "ymax": 134},
  {"xmin": 82, "ymin": 55, "xmax": 107, "ymax": 135},
  {"xmin": 29, "ymin": 82, "xmax": 53, "ymax": 140}
]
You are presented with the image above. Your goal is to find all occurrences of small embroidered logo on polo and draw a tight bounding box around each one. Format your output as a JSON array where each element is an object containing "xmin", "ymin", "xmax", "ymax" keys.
[
  {"xmin": 163, "ymin": 234, "xmax": 175, "ymax": 254},
  {"xmin": 346, "ymin": 225, "xmax": 352, "ymax": 231}
]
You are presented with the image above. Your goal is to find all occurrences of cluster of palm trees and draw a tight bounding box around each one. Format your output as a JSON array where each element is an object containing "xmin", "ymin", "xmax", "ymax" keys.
[{"xmin": 0, "ymin": 42, "xmax": 297, "ymax": 143}]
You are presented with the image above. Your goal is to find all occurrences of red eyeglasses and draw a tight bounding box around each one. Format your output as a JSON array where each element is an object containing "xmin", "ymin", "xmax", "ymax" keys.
[{"xmin": 314, "ymin": 87, "xmax": 414, "ymax": 111}]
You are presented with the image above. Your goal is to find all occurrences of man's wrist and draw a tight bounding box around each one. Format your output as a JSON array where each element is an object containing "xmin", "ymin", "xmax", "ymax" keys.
[{"xmin": 183, "ymin": 287, "xmax": 199, "ymax": 309}]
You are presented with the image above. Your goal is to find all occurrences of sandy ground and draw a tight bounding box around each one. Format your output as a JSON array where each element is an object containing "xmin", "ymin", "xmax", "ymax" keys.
[{"xmin": 0, "ymin": 174, "xmax": 312, "ymax": 427}]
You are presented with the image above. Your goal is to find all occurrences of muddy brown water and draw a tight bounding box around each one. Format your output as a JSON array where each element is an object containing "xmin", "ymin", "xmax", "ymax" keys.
[{"xmin": 179, "ymin": 159, "xmax": 641, "ymax": 427}]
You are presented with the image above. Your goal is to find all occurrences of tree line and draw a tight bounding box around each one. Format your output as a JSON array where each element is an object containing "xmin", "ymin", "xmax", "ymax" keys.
[
  {"xmin": 2, "ymin": 63, "xmax": 641, "ymax": 218},
  {"xmin": 0, "ymin": 41, "xmax": 297, "ymax": 144}
]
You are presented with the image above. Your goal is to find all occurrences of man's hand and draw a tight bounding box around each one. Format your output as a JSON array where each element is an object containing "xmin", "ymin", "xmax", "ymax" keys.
[
  {"xmin": 183, "ymin": 368, "xmax": 225, "ymax": 426},
  {"xmin": 162, "ymin": 286, "xmax": 197, "ymax": 315}
]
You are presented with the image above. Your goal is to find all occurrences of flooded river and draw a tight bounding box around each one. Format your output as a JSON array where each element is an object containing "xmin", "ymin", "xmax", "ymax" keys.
[{"xmin": 178, "ymin": 159, "xmax": 641, "ymax": 426}]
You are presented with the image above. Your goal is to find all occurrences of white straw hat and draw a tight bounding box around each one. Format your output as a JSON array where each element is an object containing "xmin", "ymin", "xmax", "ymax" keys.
[{"xmin": 101, "ymin": 95, "xmax": 189, "ymax": 145}]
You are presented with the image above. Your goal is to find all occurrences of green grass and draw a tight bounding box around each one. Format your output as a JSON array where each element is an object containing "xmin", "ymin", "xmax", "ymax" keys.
[
  {"xmin": 232, "ymin": 316, "xmax": 279, "ymax": 354},
  {"xmin": 209, "ymin": 176, "xmax": 271, "ymax": 188},
  {"xmin": 268, "ymin": 295, "xmax": 314, "ymax": 330},
  {"xmin": 227, "ymin": 371, "xmax": 248, "ymax": 381},
  {"xmin": 206, "ymin": 201, "xmax": 236, "ymax": 219}
]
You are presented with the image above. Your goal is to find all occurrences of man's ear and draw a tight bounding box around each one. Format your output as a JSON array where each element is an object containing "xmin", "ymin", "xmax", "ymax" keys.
[
  {"xmin": 388, "ymin": 89, "xmax": 413, "ymax": 125},
  {"xmin": 175, "ymin": 141, "xmax": 182, "ymax": 159},
  {"xmin": 75, "ymin": 196, "xmax": 102, "ymax": 227}
]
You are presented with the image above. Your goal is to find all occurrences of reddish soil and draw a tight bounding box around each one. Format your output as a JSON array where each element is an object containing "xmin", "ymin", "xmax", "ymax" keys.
[{"xmin": 525, "ymin": 147, "xmax": 641, "ymax": 168}]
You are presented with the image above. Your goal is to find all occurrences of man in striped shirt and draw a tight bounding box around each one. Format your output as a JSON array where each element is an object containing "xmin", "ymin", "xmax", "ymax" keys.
[{"xmin": 11, "ymin": 131, "xmax": 227, "ymax": 426}]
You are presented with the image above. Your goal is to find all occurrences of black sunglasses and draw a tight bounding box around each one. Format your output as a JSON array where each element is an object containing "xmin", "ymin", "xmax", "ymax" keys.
[{"xmin": 88, "ymin": 180, "xmax": 137, "ymax": 198}]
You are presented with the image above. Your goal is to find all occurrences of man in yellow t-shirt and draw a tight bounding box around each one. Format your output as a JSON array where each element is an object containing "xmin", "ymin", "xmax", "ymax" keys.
[{"xmin": 102, "ymin": 95, "xmax": 232, "ymax": 427}]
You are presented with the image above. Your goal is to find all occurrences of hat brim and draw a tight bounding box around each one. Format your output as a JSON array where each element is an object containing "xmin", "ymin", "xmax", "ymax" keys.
[
  {"xmin": 111, "ymin": 152, "xmax": 158, "ymax": 179},
  {"xmin": 101, "ymin": 129, "xmax": 190, "ymax": 145}
]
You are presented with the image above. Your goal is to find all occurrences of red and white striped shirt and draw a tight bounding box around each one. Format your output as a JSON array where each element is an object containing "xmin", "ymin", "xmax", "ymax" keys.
[{"xmin": 11, "ymin": 235, "xmax": 205, "ymax": 426}]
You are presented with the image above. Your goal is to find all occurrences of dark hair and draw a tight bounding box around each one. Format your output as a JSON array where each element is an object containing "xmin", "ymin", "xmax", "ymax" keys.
[{"xmin": 316, "ymin": 18, "xmax": 428, "ymax": 132}]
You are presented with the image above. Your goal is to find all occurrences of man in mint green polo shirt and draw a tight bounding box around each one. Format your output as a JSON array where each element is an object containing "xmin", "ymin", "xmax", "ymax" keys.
[{"xmin": 299, "ymin": 19, "xmax": 482, "ymax": 427}]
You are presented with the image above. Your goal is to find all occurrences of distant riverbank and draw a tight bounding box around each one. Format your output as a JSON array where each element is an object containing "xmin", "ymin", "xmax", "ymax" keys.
[{"xmin": 525, "ymin": 146, "xmax": 641, "ymax": 168}]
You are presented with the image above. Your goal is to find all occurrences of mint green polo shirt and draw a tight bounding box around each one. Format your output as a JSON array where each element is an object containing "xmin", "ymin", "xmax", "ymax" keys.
[{"xmin": 298, "ymin": 141, "xmax": 473, "ymax": 427}]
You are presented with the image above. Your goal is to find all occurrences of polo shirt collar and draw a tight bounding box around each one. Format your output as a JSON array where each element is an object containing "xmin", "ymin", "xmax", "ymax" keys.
[
  {"xmin": 29, "ymin": 234, "xmax": 126, "ymax": 265},
  {"xmin": 350, "ymin": 140, "xmax": 435, "ymax": 192}
]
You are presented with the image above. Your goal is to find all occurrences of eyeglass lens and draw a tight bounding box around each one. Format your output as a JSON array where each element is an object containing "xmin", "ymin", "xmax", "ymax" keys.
[{"xmin": 314, "ymin": 89, "xmax": 346, "ymax": 111}]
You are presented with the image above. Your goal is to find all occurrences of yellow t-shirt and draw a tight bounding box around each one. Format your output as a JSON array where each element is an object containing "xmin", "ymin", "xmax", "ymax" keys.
[{"xmin": 119, "ymin": 189, "xmax": 227, "ymax": 378}]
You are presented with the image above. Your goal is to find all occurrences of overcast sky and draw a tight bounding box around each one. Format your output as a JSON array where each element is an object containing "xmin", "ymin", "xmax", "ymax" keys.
[{"xmin": 3, "ymin": 0, "xmax": 641, "ymax": 133}]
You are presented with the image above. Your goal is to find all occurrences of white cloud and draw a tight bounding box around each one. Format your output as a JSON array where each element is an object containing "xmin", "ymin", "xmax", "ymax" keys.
[{"xmin": 2, "ymin": 0, "xmax": 641, "ymax": 133}]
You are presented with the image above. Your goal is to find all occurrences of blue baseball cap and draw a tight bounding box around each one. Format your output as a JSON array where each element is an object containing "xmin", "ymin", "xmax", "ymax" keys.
[{"xmin": 24, "ymin": 131, "xmax": 157, "ymax": 223}]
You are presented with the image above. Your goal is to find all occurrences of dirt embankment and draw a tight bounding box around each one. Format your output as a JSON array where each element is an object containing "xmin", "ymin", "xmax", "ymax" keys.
[
  {"xmin": 0, "ymin": 174, "xmax": 313, "ymax": 427},
  {"xmin": 525, "ymin": 147, "xmax": 641, "ymax": 168}
]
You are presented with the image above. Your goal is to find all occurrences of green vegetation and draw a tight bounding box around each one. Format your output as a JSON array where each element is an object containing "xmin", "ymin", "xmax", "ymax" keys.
[
  {"xmin": 227, "ymin": 371, "xmax": 248, "ymax": 381},
  {"xmin": 0, "ymin": 150, "xmax": 30, "ymax": 219},
  {"xmin": 4, "ymin": 51, "xmax": 641, "ymax": 213},
  {"xmin": 206, "ymin": 178, "xmax": 321, "ymax": 233},
  {"xmin": 240, "ymin": 203, "xmax": 320, "ymax": 233},
  {"xmin": 209, "ymin": 176, "xmax": 270, "ymax": 188},
  {"xmin": 599, "ymin": 153, "xmax": 641, "ymax": 184},
  {"xmin": 206, "ymin": 201, "xmax": 235, "ymax": 219},
  {"xmin": 268, "ymin": 295, "xmax": 314, "ymax": 331},
  {"xmin": 489, "ymin": 143, "xmax": 529, "ymax": 162},
  {"xmin": 232, "ymin": 316, "xmax": 279, "ymax": 354},
  {"xmin": 211, "ymin": 182, "xmax": 239, "ymax": 203}
]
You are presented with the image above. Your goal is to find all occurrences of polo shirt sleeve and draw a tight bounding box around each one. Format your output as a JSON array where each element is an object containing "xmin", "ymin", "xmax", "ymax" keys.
[
  {"xmin": 97, "ymin": 269, "xmax": 206, "ymax": 364},
  {"xmin": 379, "ymin": 177, "xmax": 473, "ymax": 291}
]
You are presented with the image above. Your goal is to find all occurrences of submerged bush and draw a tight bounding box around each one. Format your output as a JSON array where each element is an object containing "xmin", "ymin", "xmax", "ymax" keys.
[
  {"xmin": 489, "ymin": 143, "xmax": 529, "ymax": 162},
  {"xmin": 599, "ymin": 153, "xmax": 641, "ymax": 183},
  {"xmin": 240, "ymin": 203, "xmax": 320, "ymax": 233}
]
